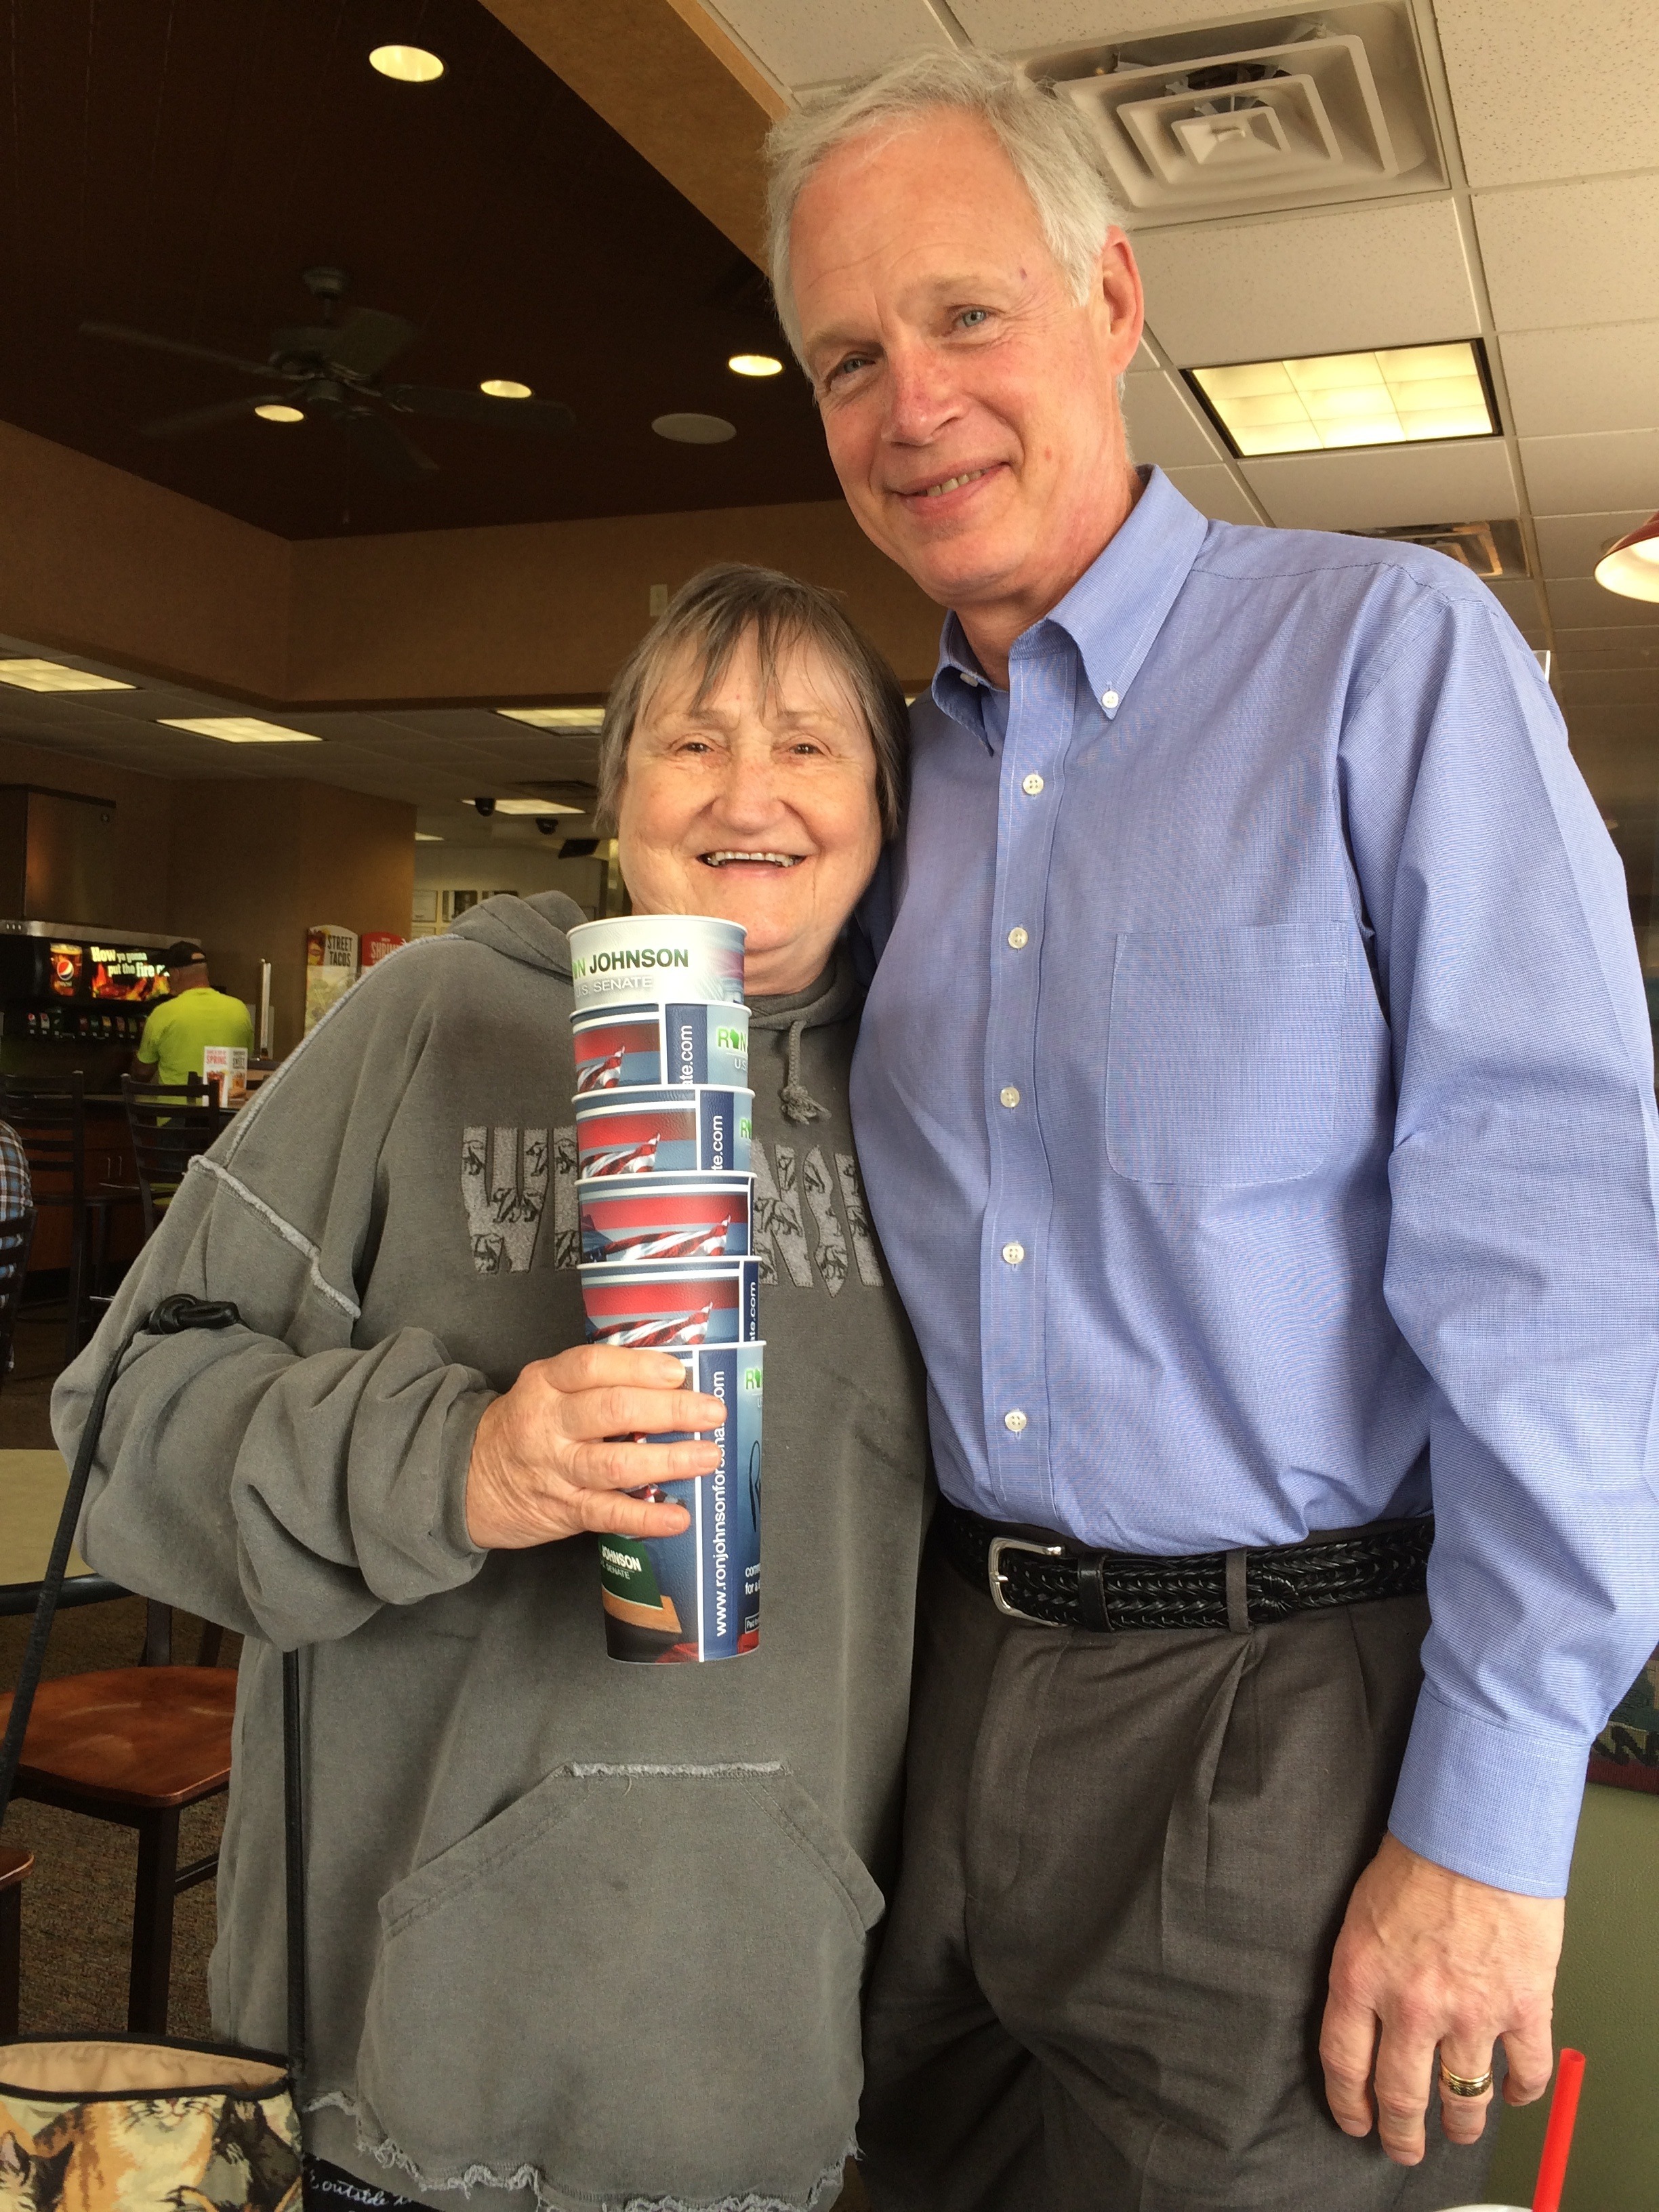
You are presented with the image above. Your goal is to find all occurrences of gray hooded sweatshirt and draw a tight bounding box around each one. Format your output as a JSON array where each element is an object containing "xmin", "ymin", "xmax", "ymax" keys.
[{"xmin": 52, "ymin": 891, "xmax": 930, "ymax": 2212}]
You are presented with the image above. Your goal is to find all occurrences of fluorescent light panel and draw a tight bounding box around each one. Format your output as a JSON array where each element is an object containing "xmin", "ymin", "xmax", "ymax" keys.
[
  {"xmin": 476, "ymin": 798, "xmax": 584, "ymax": 816},
  {"xmin": 1189, "ymin": 342, "xmax": 1495, "ymax": 458},
  {"xmin": 495, "ymin": 706, "xmax": 604, "ymax": 731},
  {"xmin": 160, "ymin": 716, "xmax": 321, "ymax": 743},
  {"xmin": 0, "ymin": 659, "xmax": 134, "ymax": 693}
]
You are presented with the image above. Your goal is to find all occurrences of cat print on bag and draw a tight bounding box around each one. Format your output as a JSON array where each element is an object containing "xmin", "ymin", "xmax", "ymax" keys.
[{"xmin": 0, "ymin": 2094, "xmax": 300, "ymax": 2212}]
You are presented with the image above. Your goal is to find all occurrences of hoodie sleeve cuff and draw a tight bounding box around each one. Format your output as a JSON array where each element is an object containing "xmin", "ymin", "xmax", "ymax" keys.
[{"xmin": 1387, "ymin": 1685, "xmax": 1586, "ymax": 1898}]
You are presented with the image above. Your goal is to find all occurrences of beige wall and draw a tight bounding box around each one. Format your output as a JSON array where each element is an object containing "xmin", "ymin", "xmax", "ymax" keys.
[
  {"xmin": 0, "ymin": 733, "xmax": 172, "ymax": 936},
  {"xmin": 0, "ymin": 424, "xmax": 941, "ymax": 702},
  {"xmin": 168, "ymin": 780, "xmax": 415, "ymax": 1054}
]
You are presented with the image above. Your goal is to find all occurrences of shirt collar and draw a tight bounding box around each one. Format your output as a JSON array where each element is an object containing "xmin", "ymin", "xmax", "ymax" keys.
[{"xmin": 930, "ymin": 467, "xmax": 1211, "ymax": 747}]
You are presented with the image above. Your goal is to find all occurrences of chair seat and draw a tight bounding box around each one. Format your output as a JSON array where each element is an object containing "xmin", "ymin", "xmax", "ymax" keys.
[
  {"xmin": 0, "ymin": 1845, "xmax": 32, "ymax": 1890},
  {"xmin": 0, "ymin": 1666, "xmax": 235, "ymax": 1809}
]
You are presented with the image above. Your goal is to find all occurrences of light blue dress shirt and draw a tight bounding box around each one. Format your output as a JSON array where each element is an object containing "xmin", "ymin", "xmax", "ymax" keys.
[{"xmin": 851, "ymin": 468, "xmax": 1659, "ymax": 1896}]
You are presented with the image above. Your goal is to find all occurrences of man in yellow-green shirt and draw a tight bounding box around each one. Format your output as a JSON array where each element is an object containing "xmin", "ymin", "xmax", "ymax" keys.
[{"xmin": 134, "ymin": 941, "xmax": 253, "ymax": 1089}]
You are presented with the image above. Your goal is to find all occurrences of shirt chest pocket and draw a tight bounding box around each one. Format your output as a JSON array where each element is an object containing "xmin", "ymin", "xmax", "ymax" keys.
[{"xmin": 1105, "ymin": 922, "xmax": 1356, "ymax": 1187}]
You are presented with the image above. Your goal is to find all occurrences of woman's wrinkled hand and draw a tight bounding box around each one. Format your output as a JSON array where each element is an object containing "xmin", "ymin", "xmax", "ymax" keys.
[{"xmin": 464, "ymin": 1345, "xmax": 725, "ymax": 1549}]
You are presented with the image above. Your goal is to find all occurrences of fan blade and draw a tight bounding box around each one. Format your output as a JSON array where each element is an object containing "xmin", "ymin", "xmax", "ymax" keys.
[
  {"xmin": 140, "ymin": 394, "xmax": 287, "ymax": 438},
  {"xmin": 326, "ymin": 308, "xmax": 417, "ymax": 377},
  {"xmin": 382, "ymin": 383, "xmax": 575, "ymax": 435},
  {"xmin": 331, "ymin": 405, "xmax": 438, "ymax": 483},
  {"xmin": 79, "ymin": 320, "xmax": 281, "ymax": 381}
]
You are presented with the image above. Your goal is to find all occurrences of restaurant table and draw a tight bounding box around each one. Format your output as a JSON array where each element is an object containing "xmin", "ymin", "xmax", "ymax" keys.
[{"xmin": 0, "ymin": 1449, "xmax": 129, "ymax": 1616}]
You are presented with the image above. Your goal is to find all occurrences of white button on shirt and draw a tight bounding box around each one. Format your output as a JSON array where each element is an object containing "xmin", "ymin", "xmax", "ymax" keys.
[
  {"xmin": 1002, "ymin": 1242, "xmax": 1025, "ymax": 1265},
  {"xmin": 1007, "ymin": 926, "xmax": 1029, "ymax": 949},
  {"xmin": 1102, "ymin": 689, "xmax": 1120, "ymax": 712},
  {"xmin": 1021, "ymin": 773, "xmax": 1044, "ymax": 796},
  {"xmin": 1003, "ymin": 1409, "xmax": 1028, "ymax": 1434},
  {"xmin": 999, "ymin": 1085, "xmax": 1021, "ymax": 1108}
]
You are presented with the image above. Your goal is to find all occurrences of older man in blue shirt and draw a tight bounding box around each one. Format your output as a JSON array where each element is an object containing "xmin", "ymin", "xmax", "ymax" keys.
[{"xmin": 769, "ymin": 46, "xmax": 1659, "ymax": 2212}]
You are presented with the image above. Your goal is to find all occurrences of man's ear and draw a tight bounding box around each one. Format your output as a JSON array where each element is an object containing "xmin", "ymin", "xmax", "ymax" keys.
[{"xmin": 1098, "ymin": 229, "xmax": 1145, "ymax": 375}]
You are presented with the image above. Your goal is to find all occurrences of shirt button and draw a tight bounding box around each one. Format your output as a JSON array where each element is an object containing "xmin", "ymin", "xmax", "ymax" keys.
[
  {"xmin": 1021, "ymin": 772, "xmax": 1044, "ymax": 796},
  {"xmin": 1101, "ymin": 689, "xmax": 1119, "ymax": 712},
  {"xmin": 1004, "ymin": 1408, "xmax": 1028, "ymax": 1433},
  {"xmin": 1007, "ymin": 926, "xmax": 1029, "ymax": 949},
  {"xmin": 999, "ymin": 1084, "xmax": 1021, "ymax": 1108},
  {"xmin": 1002, "ymin": 1241, "xmax": 1025, "ymax": 1265}
]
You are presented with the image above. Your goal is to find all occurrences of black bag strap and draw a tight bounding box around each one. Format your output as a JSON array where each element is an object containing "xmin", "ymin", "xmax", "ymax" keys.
[{"xmin": 0, "ymin": 1294, "xmax": 308, "ymax": 2070}]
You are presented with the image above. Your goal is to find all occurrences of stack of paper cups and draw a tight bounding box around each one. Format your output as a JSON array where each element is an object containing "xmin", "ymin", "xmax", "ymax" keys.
[{"xmin": 568, "ymin": 916, "xmax": 763, "ymax": 1665}]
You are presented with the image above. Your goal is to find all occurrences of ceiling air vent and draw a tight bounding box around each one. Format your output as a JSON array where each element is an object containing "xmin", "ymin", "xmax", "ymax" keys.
[
  {"xmin": 1026, "ymin": 5, "xmax": 1441, "ymax": 226},
  {"xmin": 1358, "ymin": 519, "xmax": 1530, "ymax": 581}
]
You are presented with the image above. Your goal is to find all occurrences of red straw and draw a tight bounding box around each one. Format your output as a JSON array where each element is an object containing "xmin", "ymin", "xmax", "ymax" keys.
[{"xmin": 1532, "ymin": 2047, "xmax": 1586, "ymax": 2212}]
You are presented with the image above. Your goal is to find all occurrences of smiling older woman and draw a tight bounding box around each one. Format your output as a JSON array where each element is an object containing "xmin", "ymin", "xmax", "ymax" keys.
[{"xmin": 54, "ymin": 566, "xmax": 930, "ymax": 2212}]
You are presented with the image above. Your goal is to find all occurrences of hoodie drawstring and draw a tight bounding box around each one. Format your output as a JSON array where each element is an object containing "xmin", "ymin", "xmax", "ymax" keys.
[{"xmin": 780, "ymin": 1013, "xmax": 829, "ymax": 1125}]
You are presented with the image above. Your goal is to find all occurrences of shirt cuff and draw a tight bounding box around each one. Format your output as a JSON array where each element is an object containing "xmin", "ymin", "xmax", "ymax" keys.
[{"xmin": 1388, "ymin": 1686, "xmax": 1586, "ymax": 1897}]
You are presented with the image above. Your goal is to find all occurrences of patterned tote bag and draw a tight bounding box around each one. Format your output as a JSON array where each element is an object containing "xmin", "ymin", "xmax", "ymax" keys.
[{"xmin": 0, "ymin": 1296, "xmax": 304, "ymax": 2212}]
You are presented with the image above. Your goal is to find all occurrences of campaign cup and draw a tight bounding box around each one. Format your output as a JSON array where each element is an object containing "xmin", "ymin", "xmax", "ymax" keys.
[
  {"xmin": 597, "ymin": 1343, "xmax": 764, "ymax": 1664},
  {"xmin": 578, "ymin": 1173, "xmax": 751, "ymax": 1263},
  {"xmin": 568, "ymin": 915, "xmax": 745, "ymax": 1011},
  {"xmin": 579, "ymin": 1254, "xmax": 761, "ymax": 1349},
  {"xmin": 573, "ymin": 1086, "xmax": 752, "ymax": 1179},
  {"xmin": 572, "ymin": 1000, "xmax": 750, "ymax": 1093}
]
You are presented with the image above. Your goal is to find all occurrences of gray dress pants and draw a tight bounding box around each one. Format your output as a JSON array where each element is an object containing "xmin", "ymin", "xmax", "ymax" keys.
[{"xmin": 858, "ymin": 1541, "xmax": 1498, "ymax": 2211}]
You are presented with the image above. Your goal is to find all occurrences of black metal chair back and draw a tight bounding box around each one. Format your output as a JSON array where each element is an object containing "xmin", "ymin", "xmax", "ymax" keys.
[
  {"xmin": 121, "ymin": 1076, "xmax": 220, "ymax": 1238},
  {"xmin": 0, "ymin": 1073, "xmax": 96, "ymax": 1359},
  {"xmin": 0, "ymin": 1208, "xmax": 34, "ymax": 1387}
]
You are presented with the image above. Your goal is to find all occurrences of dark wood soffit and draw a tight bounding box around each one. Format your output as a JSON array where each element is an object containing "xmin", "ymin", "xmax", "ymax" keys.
[{"xmin": 480, "ymin": 0, "xmax": 785, "ymax": 268}]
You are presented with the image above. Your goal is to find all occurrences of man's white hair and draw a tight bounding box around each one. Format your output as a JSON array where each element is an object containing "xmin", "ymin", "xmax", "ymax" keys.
[{"xmin": 764, "ymin": 48, "xmax": 1128, "ymax": 368}]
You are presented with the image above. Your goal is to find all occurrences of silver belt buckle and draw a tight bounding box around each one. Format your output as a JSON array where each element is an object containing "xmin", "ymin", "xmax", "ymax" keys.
[{"xmin": 987, "ymin": 1536, "xmax": 1067, "ymax": 1624}]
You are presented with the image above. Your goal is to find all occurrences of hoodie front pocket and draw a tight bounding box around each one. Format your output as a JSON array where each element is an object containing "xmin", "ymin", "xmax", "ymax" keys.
[{"xmin": 352, "ymin": 1761, "xmax": 882, "ymax": 2207}]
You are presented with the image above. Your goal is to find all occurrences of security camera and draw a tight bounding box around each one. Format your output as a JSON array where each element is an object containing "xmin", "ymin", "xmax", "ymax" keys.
[
  {"xmin": 535, "ymin": 816, "xmax": 561, "ymax": 837},
  {"xmin": 473, "ymin": 796, "xmax": 495, "ymax": 817}
]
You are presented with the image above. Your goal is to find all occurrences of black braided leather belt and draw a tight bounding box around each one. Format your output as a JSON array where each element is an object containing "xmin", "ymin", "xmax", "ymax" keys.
[{"xmin": 938, "ymin": 1498, "xmax": 1433, "ymax": 1634}]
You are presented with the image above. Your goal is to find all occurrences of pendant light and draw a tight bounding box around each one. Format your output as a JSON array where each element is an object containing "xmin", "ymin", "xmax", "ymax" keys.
[{"xmin": 1594, "ymin": 513, "xmax": 1659, "ymax": 603}]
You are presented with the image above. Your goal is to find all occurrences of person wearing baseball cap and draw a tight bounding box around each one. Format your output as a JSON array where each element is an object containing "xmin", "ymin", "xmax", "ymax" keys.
[{"xmin": 133, "ymin": 941, "xmax": 253, "ymax": 1090}]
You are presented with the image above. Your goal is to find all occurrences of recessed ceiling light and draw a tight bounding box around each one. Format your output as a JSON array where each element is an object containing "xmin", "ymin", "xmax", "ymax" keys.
[
  {"xmin": 159, "ymin": 716, "xmax": 321, "ymax": 743},
  {"xmin": 495, "ymin": 706, "xmax": 605, "ymax": 731},
  {"xmin": 369, "ymin": 44, "xmax": 443, "ymax": 82},
  {"xmin": 653, "ymin": 412, "xmax": 737, "ymax": 445},
  {"xmin": 1187, "ymin": 341, "xmax": 1496, "ymax": 458},
  {"xmin": 470, "ymin": 797, "xmax": 585, "ymax": 816},
  {"xmin": 415, "ymin": 832, "xmax": 443, "ymax": 842},
  {"xmin": 479, "ymin": 379, "xmax": 532, "ymax": 400},
  {"xmin": 728, "ymin": 354, "xmax": 783, "ymax": 378},
  {"xmin": 0, "ymin": 659, "xmax": 134, "ymax": 693},
  {"xmin": 255, "ymin": 403, "xmax": 305, "ymax": 424}
]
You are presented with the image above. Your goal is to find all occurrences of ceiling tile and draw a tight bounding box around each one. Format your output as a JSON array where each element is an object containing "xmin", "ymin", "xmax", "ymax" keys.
[
  {"xmin": 1476, "ymin": 178, "xmax": 1659, "ymax": 334},
  {"xmin": 1483, "ymin": 579, "xmax": 1547, "ymax": 630},
  {"xmin": 708, "ymin": 0, "xmax": 949, "ymax": 87},
  {"xmin": 1241, "ymin": 438, "xmax": 1517, "ymax": 531},
  {"xmin": 1133, "ymin": 199, "xmax": 1477, "ymax": 365},
  {"xmin": 1547, "ymin": 579, "xmax": 1659, "ymax": 630},
  {"xmin": 1498, "ymin": 325, "xmax": 1659, "ymax": 438},
  {"xmin": 1122, "ymin": 372, "xmax": 1224, "ymax": 467},
  {"xmin": 1433, "ymin": 0, "xmax": 1659, "ymax": 188},
  {"xmin": 1558, "ymin": 669, "xmax": 1659, "ymax": 708},
  {"xmin": 1534, "ymin": 512, "xmax": 1652, "ymax": 580},
  {"xmin": 1519, "ymin": 430, "xmax": 1659, "ymax": 517},
  {"xmin": 1553, "ymin": 627, "xmax": 1659, "ymax": 670},
  {"xmin": 1160, "ymin": 464, "xmax": 1261, "ymax": 525},
  {"xmin": 949, "ymin": 0, "xmax": 1309, "ymax": 45}
]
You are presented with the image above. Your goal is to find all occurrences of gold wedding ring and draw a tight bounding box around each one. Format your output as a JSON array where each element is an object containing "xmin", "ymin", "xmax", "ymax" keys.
[{"xmin": 1439, "ymin": 2064, "xmax": 1495, "ymax": 2098}]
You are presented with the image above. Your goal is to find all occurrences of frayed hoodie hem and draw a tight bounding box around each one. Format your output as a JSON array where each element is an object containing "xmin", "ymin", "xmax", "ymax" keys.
[{"xmin": 305, "ymin": 2092, "xmax": 852, "ymax": 2212}]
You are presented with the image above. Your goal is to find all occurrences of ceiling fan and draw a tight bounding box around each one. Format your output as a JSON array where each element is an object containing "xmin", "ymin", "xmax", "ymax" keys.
[{"xmin": 79, "ymin": 265, "xmax": 575, "ymax": 482}]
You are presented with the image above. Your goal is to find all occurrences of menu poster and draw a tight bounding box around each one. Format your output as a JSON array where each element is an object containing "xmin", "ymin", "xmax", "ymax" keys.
[
  {"xmin": 361, "ymin": 931, "xmax": 406, "ymax": 968},
  {"xmin": 202, "ymin": 1046, "xmax": 248, "ymax": 1109},
  {"xmin": 304, "ymin": 923, "xmax": 359, "ymax": 1036}
]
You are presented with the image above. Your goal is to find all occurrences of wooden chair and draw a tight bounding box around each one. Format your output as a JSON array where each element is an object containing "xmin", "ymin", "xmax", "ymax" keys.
[
  {"xmin": 0, "ymin": 1208, "xmax": 35, "ymax": 1389},
  {"xmin": 0, "ymin": 1844, "xmax": 32, "ymax": 2035},
  {"xmin": 119, "ymin": 1076, "xmax": 220, "ymax": 1240},
  {"xmin": 0, "ymin": 1075, "xmax": 118, "ymax": 1361},
  {"xmin": 0, "ymin": 1602, "xmax": 233, "ymax": 2032}
]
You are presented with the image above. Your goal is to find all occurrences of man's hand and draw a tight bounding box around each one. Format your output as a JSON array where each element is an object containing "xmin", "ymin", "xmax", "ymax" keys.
[
  {"xmin": 465, "ymin": 1345, "xmax": 726, "ymax": 1550},
  {"xmin": 1319, "ymin": 1832, "xmax": 1563, "ymax": 2166}
]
